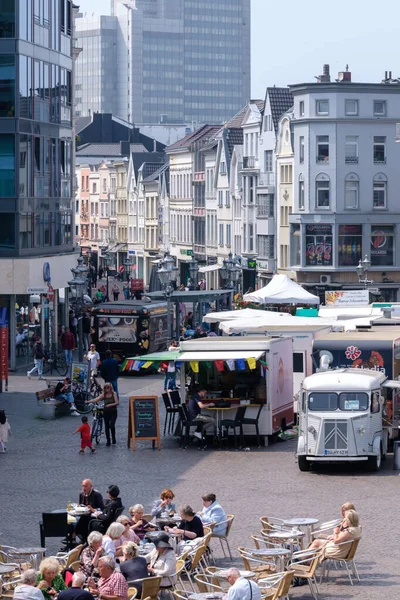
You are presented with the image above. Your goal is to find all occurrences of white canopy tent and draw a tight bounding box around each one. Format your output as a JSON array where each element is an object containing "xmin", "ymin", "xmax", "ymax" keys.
[
  {"xmin": 203, "ymin": 307, "xmax": 269, "ymax": 324},
  {"xmin": 243, "ymin": 274, "xmax": 320, "ymax": 305},
  {"xmin": 219, "ymin": 314, "xmax": 380, "ymax": 334}
]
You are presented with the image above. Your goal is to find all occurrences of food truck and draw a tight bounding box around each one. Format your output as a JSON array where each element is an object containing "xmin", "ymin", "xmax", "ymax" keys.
[
  {"xmin": 92, "ymin": 300, "xmax": 168, "ymax": 362},
  {"xmin": 297, "ymin": 368, "xmax": 400, "ymax": 471},
  {"xmin": 177, "ymin": 336, "xmax": 294, "ymax": 439}
]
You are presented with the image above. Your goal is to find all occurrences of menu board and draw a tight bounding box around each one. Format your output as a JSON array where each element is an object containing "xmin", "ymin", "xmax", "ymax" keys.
[{"xmin": 128, "ymin": 396, "xmax": 161, "ymax": 450}]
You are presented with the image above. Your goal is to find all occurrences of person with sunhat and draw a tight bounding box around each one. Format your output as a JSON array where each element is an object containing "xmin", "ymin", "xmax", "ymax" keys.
[{"xmin": 145, "ymin": 532, "xmax": 177, "ymax": 588}]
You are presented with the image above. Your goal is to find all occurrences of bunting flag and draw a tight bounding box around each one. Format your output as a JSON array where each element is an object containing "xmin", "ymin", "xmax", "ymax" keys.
[
  {"xmin": 142, "ymin": 361, "xmax": 153, "ymax": 369},
  {"xmin": 190, "ymin": 361, "xmax": 199, "ymax": 373},
  {"xmin": 176, "ymin": 361, "xmax": 183, "ymax": 368},
  {"xmin": 226, "ymin": 359, "xmax": 235, "ymax": 371},
  {"xmin": 133, "ymin": 360, "xmax": 141, "ymax": 371},
  {"xmin": 246, "ymin": 357, "xmax": 256, "ymax": 370},
  {"xmin": 121, "ymin": 360, "xmax": 128, "ymax": 371},
  {"xmin": 260, "ymin": 359, "xmax": 269, "ymax": 370},
  {"xmin": 215, "ymin": 360, "xmax": 225, "ymax": 372},
  {"xmin": 153, "ymin": 361, "xmax": 160, "ymax": 370},
  {"xmin": 236, "ymin": 359, "xmax": 245, "ymax": 371},
  {"xmin": 203, "ymin": 361, "xmax": 212, "ymax": 370}
]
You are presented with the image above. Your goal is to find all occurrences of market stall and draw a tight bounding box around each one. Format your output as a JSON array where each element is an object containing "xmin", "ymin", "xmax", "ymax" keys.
[{"xmin": 243, "ymin": 274, "xmax": 320, "ymax": 305}]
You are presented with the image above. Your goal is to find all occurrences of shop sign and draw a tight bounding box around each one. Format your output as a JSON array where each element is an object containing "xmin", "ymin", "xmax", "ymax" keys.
[
  {"xmin": 305, "ymin": 224, "xmax": 332, "ymax": 267},
  {"xmin": 325, "ymin": 290, "xmax": 369, "ymax": 307},
  {"xmin": 158, "ymin": 205, "xmax": 163, "ymax": 245},
  {"xmin": 180, "ymin": 249, "xmax": 193, "ymax": 256},
  {"xmin": 27, "ymin": 287, "xmax": 48, "ymax": 294}
]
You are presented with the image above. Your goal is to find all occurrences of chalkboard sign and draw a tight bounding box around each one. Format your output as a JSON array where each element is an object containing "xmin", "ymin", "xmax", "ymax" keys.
[{"xmin": 128, "ymin": 396, "xmax": 161, "ymax": 450}]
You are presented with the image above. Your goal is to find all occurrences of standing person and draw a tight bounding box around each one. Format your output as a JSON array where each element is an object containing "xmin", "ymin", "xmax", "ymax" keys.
[
  {"xmin": 99, "ymin": 350, "xmax": 120, "ymax": 396},
  {"xmin": 27, "ymin": 335, "xmax": 45, "ymax": 380},
  {"xmin": 123, "ymin": 283, "xmax": 130, "ymax": 300},
  {"xmin": 74, "ymin": 416, "xmax": 96, "ymax": 455},
  {"xmin": 69, "ymin": 311, "xmax": 78, "ymax": 342},
  {"xmin": 95, "ymin": 289, "xmax": 103, "ymax": 304},
  {"xmin": 61, "ymin": 327, "xmax": 76, "ymax": 368},
  {"xmin": 85, "ymin": 344, "xmax": 101, "ymax": 375},
  {"xmin": 82, "ymin": 313, "xmax": 91, "ymax": 352},
  {"xmin": 98, "ymin": 266, "xmax": 103, "ymax": 280},
  {"xmin": 0, "ymin": 409, "xmax": 11, "ymax": 453},
  {"xmin": 112, "ymin": 283, "xmax": 120, "ymax": 301},
  {"xmin": 89, "ymin": 384, "xmax": 119, "ymax": 446},
  {"xmin": 225, "ymin": 568, "xmax": 262, "ymax": 600}
]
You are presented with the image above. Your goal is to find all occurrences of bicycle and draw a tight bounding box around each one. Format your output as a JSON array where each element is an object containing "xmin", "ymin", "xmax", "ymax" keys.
[
  {"xmin": 42, "ymin": 348, "xmax": 69, "ymax": 377},
  {"xmin": 90, "ymin": 369, "xmax": 103, "ymax": 398},
  {"xmin": 91, "ymin": 403, "xmax": 104, "ymax": 444},
  {"xmin": 72, "ymin": 380, "xmax": 93, "ymax": 415}
]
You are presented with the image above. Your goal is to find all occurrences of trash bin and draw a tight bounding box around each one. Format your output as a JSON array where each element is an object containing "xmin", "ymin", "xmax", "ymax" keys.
[{"xmin": 393, "ymin": 440, "xmax": 400, "ymax": 470}]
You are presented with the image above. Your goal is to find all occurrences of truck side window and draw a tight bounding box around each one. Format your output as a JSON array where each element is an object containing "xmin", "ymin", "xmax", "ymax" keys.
[
  {"xmin": 371, "ymin": 392, "xmax": 380, "ymax": 414},
  {"xmin": 293, "ymin": 353, "xmax": 304, "ymax": 373}
]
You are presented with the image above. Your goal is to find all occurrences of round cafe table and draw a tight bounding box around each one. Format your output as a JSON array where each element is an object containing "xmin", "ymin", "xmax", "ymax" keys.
[
  {"xmin": 214, "ymin": 569, "xmax": 255, "ymax": 579},
  {"xmin": 250, "ymin": 547, "xmax": 290, "ymax": 571},
  {"xmin": 7, "ymin": 547, "xmax": 46, "ymax": 570},
  {"xmin": 283, "ymin": 518, "xmax": 319, "ymax": 546},
  {"xmin": 0, "ymin": 565, "xmax": 16, "ymax": 574},
  {"xmin": 263, "ymin": 530, "xmax": 305, "ymax": 554},
  {"xmin": 189, "ymin": 594, "xmax": 223, "ymax": 600}
]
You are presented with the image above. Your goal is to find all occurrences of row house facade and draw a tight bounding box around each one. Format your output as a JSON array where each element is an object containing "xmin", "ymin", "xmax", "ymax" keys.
[{"xmin": 284, "ymin": 66, "xmax": 400, "ymax": 301}]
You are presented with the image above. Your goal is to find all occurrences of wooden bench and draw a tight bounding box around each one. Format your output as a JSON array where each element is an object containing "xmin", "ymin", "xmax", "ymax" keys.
[{"xmin": 36, "ymin": 387, "xmax": 71, "ymax": 419}]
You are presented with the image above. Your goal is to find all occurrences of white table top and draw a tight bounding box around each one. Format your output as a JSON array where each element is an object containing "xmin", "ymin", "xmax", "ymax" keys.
[
  {"xmin": 9, "ymin": 547, "xmax": 46, "ymax": 555},
  {"xmin": 189, "ymin": 594, "xmax": 223, "ymax": 600},
  {"xmin": 283, "ymin": 518, "xmax": 319, "ymax": 526},
  {"xmin": 214, "ymin": 569, "xmax": 255, "ymax": 579},
  {"xmin": 265, "ymin": 530, "xmax": 305, "ymax": 540},
  {"xmin": 251, "ymin": 547, "xmax": 290, "ymax": 556}
]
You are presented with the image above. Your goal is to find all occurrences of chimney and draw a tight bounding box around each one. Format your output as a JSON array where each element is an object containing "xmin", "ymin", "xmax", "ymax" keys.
[
  {"xmin": 316, "ymin": 64, "xmax": 331, "ymax": 83},
  {"xmin": 338, "ymin": 64, "xmax": 351, "ymax": 82}
]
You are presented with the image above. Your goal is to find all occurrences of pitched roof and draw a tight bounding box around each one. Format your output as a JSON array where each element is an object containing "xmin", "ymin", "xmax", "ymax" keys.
[
  {"xmin": 143, "ymin": 162, "xmax": 169, "ymax": 183},
  {"xmin": 76, "ymin": 143, "xmax": 148, "ymax": 157},
  {"xmin": 223, "ymin": 127, "xmax": 243, "ymax": 175},
  {"xmin": 141, "ymin": 162, "xmax": 165, "ymax": 179},
  {"xmin": 166, "ymin": 124, "xmax": 221, "ymax": 152},
  {"xmin": 131, "ymin": 153, "xmax": 165, "ymax": 177},
  {"xmin": 267, "ymin": 88, "xmax": 294, "ymax": 132}
]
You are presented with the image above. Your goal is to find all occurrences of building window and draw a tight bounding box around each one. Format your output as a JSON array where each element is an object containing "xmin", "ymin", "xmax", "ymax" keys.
[
  {"xmin": 226, "ymin": 224, "xmax": 231, "ymax": 246},
  {"xmin": 299, "ymin": 101, "xmax": 304, "ymax": 117},
  {"xmin": 299, "ymin": 136, "xmax": 304, "ymax": 164},
  {"xmin": 373, "ymin": 136, "xmax": 386, "ymax": 164},
  {"xmin": 290, "ymin": 225, "xmax": 301, "ymax": 266},
  {"xmin": 220, "ymin": 161, "xmax": 226, "ymax": 175},
  {"xmin": 257, "ymin": 194, "xmax": 274, "ymax": 217},
  {"xmin": 316, "ymin": 135, "xmax": 329, "ymax": 163},
  {"xmin": 373, "ymin": 100, "xmax": 386, "ymax": 116},
  {"xmin": 225, "ymin": 190, "xmax": 230, "ymax": 207},
  {"xmin": 257, "ymin": 234, "xmax": 275, "ymax": 258},
  {"xmin": 0, "ymin": 134, "xmax": 15, "ymax": 197},
  {"xmin": 345, "ymin": 136, "xmax": 359, "ymax": 164},
  {"xmin": 316, "ymin": 99, "xmax": 329, "ymax": 115},
  {"xmin": 373, "ymin": 173, "xmax": 387, "ymax": 209},
  {"xmin": 305, "ymin": 224, "xmax": 332, "ymax": 266},
  {"xmin": 218, "ymin": 190, "xmax": 223, "ymax": 207},
  {"xmin": 102, "ymin": 178, "xmax": 106, "ymax": 192},
  {"xmin": 264, "ymin": 150, "xmax": 273, "ymax": 172},
  {"xmin": 344, "ymin": 173, "xmax": 359, "ymax": 209},
  {"xmin": 338, "ymin": 225, "xmax": 362, "ymax": 266},
  {"xmin": 249, "ymin": 224, "xmax": 254, "ymax": 252},
  {"xmin": 92, "ymin": 182, "xmax": 97, "ymax": 194},
  {"xmin": 315, "ymin": 173, "xmax": 330, "ymax": 209},
  {"xmin": 280, "ymin": 165, "xmax": 292, "ymax": 184},
  {"xmin": 345, "ymin": 99, "xmax": 358, "ymax": 116},
  {"xmin": 218, "ymin": 223, "xmax": 224, "ymax": 245},
  {"xmin": 298, "ymin": 175, "xmax": 305, "ymax": 210},
  {"xmin": 371, "ymin": 225, "xmax": 394, "ymax": 266},
  {"xmin": 0, "ymin": 55, "xmax": 15, "ymax": 117}
]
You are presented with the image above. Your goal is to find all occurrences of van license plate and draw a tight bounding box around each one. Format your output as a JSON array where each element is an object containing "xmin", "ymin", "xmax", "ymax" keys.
[{"xmin": 324, "ymin": 449, "xmax": 347, "ymax": 456}]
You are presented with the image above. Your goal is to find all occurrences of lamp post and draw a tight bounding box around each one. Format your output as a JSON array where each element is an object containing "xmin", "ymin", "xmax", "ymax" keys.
[
  {"xmin": 157, "ymin": 251, "xmax": 178, "ymax": 345},
  {"xmin": 188, "ymin": 256, "xmax": 199, "ymax": 287},
  {"xmin": 68, "ymin": 256, "xmax": 88, "ymax": 362},
  {"xmin": 356, "ymin": 254, "xmax": 373, "ymax": 289},
  {"xmin": 104, "ymin": 253, "xmax": 113, "ymax": 301},
  {"xmin": 123, "ymin": 257, "xmax": 132, "ymax": 287}
]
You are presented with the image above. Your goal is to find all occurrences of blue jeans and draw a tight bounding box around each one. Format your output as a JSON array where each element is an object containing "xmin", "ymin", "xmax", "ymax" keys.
[
  {"xmin": 109, "ymin": 379, "xmax": 119, "ymax": 396},
  {"xmin": 64, "ymin": 349, "xmax": 72, "ymax": 365},
  {"xmin": 58, "ymin": 392, "xmax": 74, "ymax": 404},
  {"xmin": 28, "ymin": 358, "xmax": 44, "ymax": 378}
]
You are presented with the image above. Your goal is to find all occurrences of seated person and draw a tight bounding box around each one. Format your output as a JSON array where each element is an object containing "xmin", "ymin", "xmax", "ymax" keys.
[
  {"xmin": 145, "ymin": 533, "xmax": 177, "ymax": 589},
  {"xmin": 309, "ymin": 510, "xmax": 362, "ymax": 562},
  {"xmin": 188, "ymin": 389, "xmax": 216, "ymax": 439},
  {"xmin": 54, "ymin": 378, "xmax": 79, "ymax": 415},
  {"xmin": 151, "ymin": 489, "xmax": 177, "ymax": 519},
  {"xmin": 88, "ymin": 485, "xmax": 123, "ymax": 534},
  {"xmin": 225, "ymin": 567, "xmax": 262, "ymax": 600},
  {"xmin": 58, "ymin": 573, "xmax": 95, "ymax": 600},
  {"xmin": 199, "ymin": 493, "xmax": 227, "ymax": 536},
  {"xmin": 129, "ymin": 504, "xmax": 157, "ymax": 540},
  {"xmin": 80, "ymin": 531, "xmax": 104, "ymax": 579},
  {"xmin": 116, "ymin": 515, "xmax": 140, "ymax": 545},
  {"xmin": 102, "ymin": 523, "xmax": 125, "ymax": 558},
  {"xmin": 75, "ymin": 479, "xmax": 105, "ymax": 543},
  {"xmin": 36, "ymin": 558, "xmax": 67, "ymax": 600},
  {"xmin": 119, "ymin": 542, "xmax": 148, "ymax": 596},
  {"xmin": 89, "ymin": 556, "xmax": 128, "ymax": 600},
  {"xmin": 13, "ymin": 569, "xmax": 44, "ymax": 600},
  {"xmin": 166, "ymin": 505, "xmax": 204, "ymax": 541}
]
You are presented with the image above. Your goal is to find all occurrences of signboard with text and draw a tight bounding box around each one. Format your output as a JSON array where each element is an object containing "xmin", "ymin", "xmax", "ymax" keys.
[
  {"xmin": 128, "ymin": 396, "xmax": 161, "ymax": 450},
  {"xmin": 325, "ymin": 290, "xmax": 369, "ymax": 307}
]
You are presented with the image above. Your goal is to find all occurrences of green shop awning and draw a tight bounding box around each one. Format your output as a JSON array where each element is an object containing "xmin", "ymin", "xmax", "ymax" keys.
[{"xmin": 126, "ymin": 351, "xmax": 181, "ymax": 362}]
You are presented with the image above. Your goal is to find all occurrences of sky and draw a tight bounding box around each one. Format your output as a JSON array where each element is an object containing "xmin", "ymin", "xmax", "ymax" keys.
[{"xmin": 79, "ymin": 0, "xmax": 400, "ymax": 97}]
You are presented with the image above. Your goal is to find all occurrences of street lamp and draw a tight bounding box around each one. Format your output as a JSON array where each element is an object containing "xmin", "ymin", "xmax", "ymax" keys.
[
  {"xmin": 68, "ymin": 257, "xmax": 89, "ymax": 362},
  {"xmin": 123, "ymin": 257, "xmax": 133, "ymax": 285},
  {"xmin": 157, "ymin": 251, "xmax": 178, "ymax": 345},
  {"xmin": 356, "ymin": 254, "xmax": 373, "ymax": 289},
  {"xmin": 103, "ymin": 253, "xmax": 113, "ymax": 301},
  {"xmin": 188, "ymin": 256, "xmax": 199, "ymax": 286},
  {"xmin": 220, "ymin": 252, "xmax": 242, "ymax": 292}
]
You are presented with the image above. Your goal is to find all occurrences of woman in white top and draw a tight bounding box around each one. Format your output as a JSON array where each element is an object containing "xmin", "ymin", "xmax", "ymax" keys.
[
  {"xmin": 116, "ymin": 515, "xmax": 140, "ymax": 545},
  {"xmin": 102, "ymin": 522, "xmax": 125, "ymax": 558}
]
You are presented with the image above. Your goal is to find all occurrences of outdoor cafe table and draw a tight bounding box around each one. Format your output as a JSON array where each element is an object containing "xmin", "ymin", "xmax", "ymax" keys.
[
  {"xmin": 249, "ymin": 547, "xmax": 290, "ymax": 571},
  {"xmin": 263, "ymin": 530, "xmax": 305, "ymax": 554},
  {"xmin": 7, "ymin": 547, "xmax": 46, "ymax": 570},
  {"xmin": 0, "ymin": 565, "xmax": 17, "ymax": 575},
  {"xmin": 189, "ymin": 594, "xmax": 223, "ymax": 600},
  {"xmin": 283, "ymin": 518, "xmax": 319, "ymax": 546},
  {"xmin": 213, "ymin": 569, "xmax": 255, "ymax": 579}
]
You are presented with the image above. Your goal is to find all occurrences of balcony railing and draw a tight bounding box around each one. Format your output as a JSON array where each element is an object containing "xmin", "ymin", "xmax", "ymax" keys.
[
  {"xmin": 374, "ymin": 157, "xmax": 386, "ymax": 164},
  {"xmin": 242, "ymin": 156, "xmax": 258, "ymax": 169},
  {"xmin": 316, "ymin": 155, "xmax": 329, "ymax": 164},
  {"xmin": 345, "ymin": 156, "xmax": 359, "ymax": 164},
  {"xmin": 258, "ymin": 171, "xmax": 275, "ymax": 186}
]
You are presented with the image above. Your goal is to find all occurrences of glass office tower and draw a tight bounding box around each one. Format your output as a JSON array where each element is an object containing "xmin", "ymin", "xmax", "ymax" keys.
[
  {"xmin": 76, "ymin": 0, "xmax": 251, "ymax": 125},
  {"xmin": 0, "ymin": 0, "xmax": 74, "ymax": 257}
]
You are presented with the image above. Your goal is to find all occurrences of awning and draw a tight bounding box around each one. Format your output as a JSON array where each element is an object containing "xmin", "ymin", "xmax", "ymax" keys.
[
  {"xmin": 178, "ymin": 350, "xmax": 264, "ymax": 361},
  {"xmin": 126, "ymin": 351, "xmax": 181, "ymax": 362},
  {"xmin": 199, "ymin": 264, "xmax": 221, "ymax": 274}
]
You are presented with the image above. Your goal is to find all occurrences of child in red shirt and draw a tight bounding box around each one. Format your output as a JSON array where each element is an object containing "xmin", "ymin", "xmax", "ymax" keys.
[{"xmin": 73, "ymin": 416, "xmax": 96, "ymax": 454}]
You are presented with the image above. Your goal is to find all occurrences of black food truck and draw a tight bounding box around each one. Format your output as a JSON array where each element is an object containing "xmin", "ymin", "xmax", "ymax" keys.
[{"xmin": 91, "ymin": 300, "xmax": 168, "ymax": 363}]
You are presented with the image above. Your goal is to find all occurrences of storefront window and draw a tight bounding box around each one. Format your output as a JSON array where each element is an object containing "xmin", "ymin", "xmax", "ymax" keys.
[
  {"xmin": 0, "ymin": 55, "xmax": 15, "ymax": 117},
  {"xmin": 0, "ymin": 214, "xmax": 15, "ymax": 248},
  {"xmin": 338, "ymin": 225, "xmax": 362, "ymax": 266},
  {"xmin": 0, "ymin": 0, "xmax": 15, "ymax": 37},
  {"xmin": 305, "ymin": 224, "xmax": 332, "ymax": 267},
  {"xmin": 371, "ymin": 225, "xmax": 394, "ymax": 266},
  {"xmin": 0, "ymin": 134, "xmax": 15, "ymax": 197}
]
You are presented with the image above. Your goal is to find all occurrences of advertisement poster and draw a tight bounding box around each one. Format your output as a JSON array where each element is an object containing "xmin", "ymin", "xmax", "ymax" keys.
[
  {"xmin": 305, "ymin": 224, "xmax": 332, "ymax": 266},
  {"xmin": 338, "ymin": 224, "xmax": 362, "ymax": 266},
  {"xmin": 371, "ymin": 227, "xmax": 394, "ymax": 266},
  {"xmin": 149, "ymin": 315, "xmax": 168, "ymax": 352},
  {"xmin": 314, "ymin": 340, "xmax": 394, "ymax": 378},
  {"xmin": 98, "ymin": 316, "xmax": 138, "ymax": 344},
  {"xmin": 71, "ymin": 362, "xmax": 89, "ymax": 387},
  {"xmin": 325, "ymin": 290, "xmax": 369, "ymax": 307}
]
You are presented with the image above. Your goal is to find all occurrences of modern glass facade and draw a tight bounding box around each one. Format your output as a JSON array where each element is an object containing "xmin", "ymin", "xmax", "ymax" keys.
[
  {"xmin": 0, "ymin": 0, "xmax": 74, "ymax": 256},
  {"xmin": 75, "ymin": 0, "xmax": 251, "ymax": 125}
]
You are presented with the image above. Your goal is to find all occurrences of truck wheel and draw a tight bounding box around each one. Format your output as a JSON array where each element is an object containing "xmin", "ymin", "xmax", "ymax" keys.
[
  {"xmin": 368, "ymin": 450, "xmax": 382, "ymax": 472},
  {"xmin": 298, "ymin": 455, "xmax": 311, "ymax": 472}
]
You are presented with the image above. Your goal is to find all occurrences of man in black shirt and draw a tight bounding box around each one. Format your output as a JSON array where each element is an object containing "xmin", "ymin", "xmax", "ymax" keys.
[
  {"xmin": 99, "ymin": 350, "xmax": 120, "ymax": 396},
  {"xmin": 188, "ymin": 389, "xmax": 216, "ymax": 439},
  {"xmin": 88, "ymin": 485, "xmax": 123, "ymax": 534},
  {"xmin": 58, "ymin": 573, "xmax": 95, "ymax": 600}
]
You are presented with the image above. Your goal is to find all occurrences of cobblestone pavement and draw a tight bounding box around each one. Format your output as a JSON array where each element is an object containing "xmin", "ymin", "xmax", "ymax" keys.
[{"xmin": 0, "ymin": 372, "xmax": 399, "ymax": 599}]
